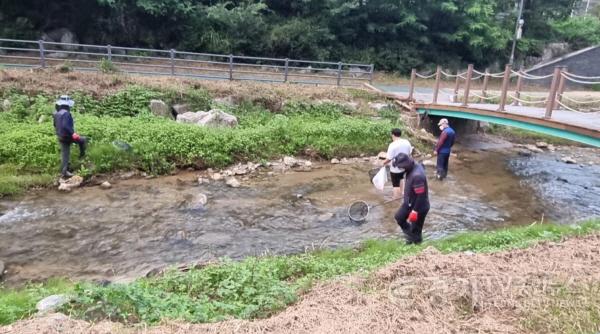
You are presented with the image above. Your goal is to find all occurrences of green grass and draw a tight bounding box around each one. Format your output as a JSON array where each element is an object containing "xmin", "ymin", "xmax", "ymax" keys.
[
  {"xmin": 0, "ymin": 278, "xmax": 73, "ymax": 325},
  {"xmin": 0, "ymin": 89, "xmax": 396, "ymax": 196},
  {"xmin": 0, "ymin": 164, "xmax": 54, "ymax": 197},
  {"xmin": 2, "ymin": 220, "xmax": 597, "ymax": 326}
]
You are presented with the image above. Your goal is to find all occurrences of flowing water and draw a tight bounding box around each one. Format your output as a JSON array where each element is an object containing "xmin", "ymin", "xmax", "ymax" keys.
[{"xmin": 1, "ymin": 137, "xmax": 599, "ymax": 285}]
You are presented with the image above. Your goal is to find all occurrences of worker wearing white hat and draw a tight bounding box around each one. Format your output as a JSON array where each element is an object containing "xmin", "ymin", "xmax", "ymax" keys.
[{"xmin": 433, "ymin": 118, "xmax": 455, "ymax": 180}]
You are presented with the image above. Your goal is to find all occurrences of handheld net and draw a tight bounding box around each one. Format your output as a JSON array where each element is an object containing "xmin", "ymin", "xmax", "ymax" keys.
[{"xmin": 348, "ymin": 201, "xmax": 370, "ymax": 222}]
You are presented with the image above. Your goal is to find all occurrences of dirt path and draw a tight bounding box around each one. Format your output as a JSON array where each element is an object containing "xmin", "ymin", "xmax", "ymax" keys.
[{"xmin": 3, "ymin": 233, "xmax": 600, "ymax": 334}]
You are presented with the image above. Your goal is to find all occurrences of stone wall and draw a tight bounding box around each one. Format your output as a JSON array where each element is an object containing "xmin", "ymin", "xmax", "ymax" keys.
[{"xmin": 525, "ymin": 45, "xmax": 600, "ymax": 88}]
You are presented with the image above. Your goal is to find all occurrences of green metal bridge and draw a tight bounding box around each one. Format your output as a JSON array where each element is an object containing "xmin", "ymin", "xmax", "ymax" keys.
[{"xmin": 370, "ymin": 63, "xmax": 600, "ymax": 147}]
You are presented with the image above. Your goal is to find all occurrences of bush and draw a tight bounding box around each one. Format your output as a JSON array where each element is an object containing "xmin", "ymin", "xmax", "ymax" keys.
[
  {"xmin": 0, "ymin": 101, "xmax": 391, "ymax": 195},
  {"xmin": 99, "ymin": 58, "xmax": 118, "ymax": 73}
]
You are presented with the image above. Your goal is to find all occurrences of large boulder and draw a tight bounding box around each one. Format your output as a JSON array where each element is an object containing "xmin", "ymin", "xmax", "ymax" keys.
[
  {"xmin": 172, "ymin": 104, "xmax": 191, "ymax": 115},
  {"xmin": 58, "ymin": 175, "xmax": 83, "ymax": 192},
  {"xmin": 149, "ymin": 100, "xmax": 171, "ymax": 118},
  {"xmin": 176, "ymin": 109, "xmax": 238, "ymax": 128},
  {"xmin": 36, "ymin": 294, "xmax": 71, "ymax": 314},
  {"xmin": 41, "ymin": 28, "xmax": 78, "ymax": 51}
]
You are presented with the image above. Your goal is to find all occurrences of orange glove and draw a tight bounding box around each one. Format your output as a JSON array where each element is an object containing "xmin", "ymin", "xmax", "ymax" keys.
[
  {"xmin": 72, "ymin": 133, "xmax": 80, "ymax": 141},
  {"xmin": 408, "ymin": 210, "xmax": 418, "ymax": 223}
]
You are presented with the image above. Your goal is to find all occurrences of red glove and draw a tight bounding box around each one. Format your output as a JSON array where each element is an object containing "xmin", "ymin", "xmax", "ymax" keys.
[
  {"xmin": 72, "ymin": 133, "xmax": 80, "ymax": 141},
  {"xmin": 408, "ymin": 210, "xmax": 418, "ymax": 223}
]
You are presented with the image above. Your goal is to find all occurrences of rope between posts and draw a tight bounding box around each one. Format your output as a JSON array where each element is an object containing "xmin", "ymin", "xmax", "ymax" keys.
[
  {"xmin": 562, "ymin": 72, "xmax": 600, "ymax": 80},
  {"xmin": 511, "ymin": 71, "xmax": 554, "ymax": 80},
  {"xmin": 470, "ymin": 92, "xmax": 500, "ymax": 101},
  {"xmin": 555, "ymin": 99, "xmax": 581, "ymax": 113},
  {"xmin": 518, "ymin": 92, "xmax": 545, "ymax": 99},
  {"xmin": 561, "ymin": 73, "xmax": 600, "ymax": 85},
  {"xmin": 458, "ymin": 74, "xmax": 483, "ymax": 80},
  {"xmin": 507, "ymin": 94, "xmax": 547, "ymax": 105},
  {"xmin": 560, "ymin": 94, "xmax": 600, "ymax": 105},
  {"xmin": 441, "ymin": 71, "xmax": 458, "ymax": 78},
  {"xmin": 415, "ymin": 72, "xmax": 437, "ymax": 79}
]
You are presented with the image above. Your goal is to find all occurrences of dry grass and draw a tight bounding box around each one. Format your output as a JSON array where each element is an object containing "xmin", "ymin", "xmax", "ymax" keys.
[
  {"xmin": 0, "ymin": 69, "xmax": 368, "ymax": 104},
  {"xmin": 3, "ymin": 233, "xmax": 600, "ymax": 334}
]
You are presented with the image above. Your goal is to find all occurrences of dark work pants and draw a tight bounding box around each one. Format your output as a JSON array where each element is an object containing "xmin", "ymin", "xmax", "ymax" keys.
[
  {"xmin": 395, "ymin": 209, "xmax": 428, "ymax": 244},
  {"xmin": 436, "ymin": 153, "xmax": 450, "ymax": 179},
  {"xmin": 59, "ymin": 137, "xmax": 87, "ymax": 176}
]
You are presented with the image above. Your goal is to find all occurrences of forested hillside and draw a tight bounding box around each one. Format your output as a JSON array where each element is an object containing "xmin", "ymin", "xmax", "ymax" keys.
[{"xmin": 1, "ymin": 0, "xmax": 600, "ymax": 71}]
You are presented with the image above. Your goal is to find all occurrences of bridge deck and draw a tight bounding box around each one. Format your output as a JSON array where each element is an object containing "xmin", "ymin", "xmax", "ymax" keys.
[{"xmin": 424, "ymin": 102, "xmax": 600, "ymax": 132}]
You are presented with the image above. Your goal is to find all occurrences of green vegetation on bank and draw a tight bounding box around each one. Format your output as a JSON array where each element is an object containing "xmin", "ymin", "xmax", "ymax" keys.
[
  {"xmin": 1, "ymin": 219, "xmax": 599, "ymax": 326},
  {"xmin": 0, "ymin": 85, "xmax": 396, "ymax": 196}
]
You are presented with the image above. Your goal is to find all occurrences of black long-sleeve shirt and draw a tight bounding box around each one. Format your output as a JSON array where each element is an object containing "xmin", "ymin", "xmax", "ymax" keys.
[{"xmin": 53, "ymin": 109, "xmax": 74, "ymax": 142}]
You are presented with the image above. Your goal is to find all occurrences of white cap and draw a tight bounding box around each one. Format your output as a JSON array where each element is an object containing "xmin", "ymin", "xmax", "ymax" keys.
[
  {"xmin": 55, "ymin": 95, "xmax": 75, "ymax": 107},
  {"xmin": 437, "ymin": 118, "xmax": 449, "ymax": 126}
]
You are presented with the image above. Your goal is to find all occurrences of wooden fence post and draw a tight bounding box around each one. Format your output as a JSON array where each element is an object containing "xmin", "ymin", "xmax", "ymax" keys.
[
  {"xmin": 107, "ymin": 45, "xmax": 112, "ymax": 61},
  {"xmin": 284, "ymin": 58, "xmax": 289, "ymax": 83},
  {"xmin": 337, "ymin": 62, "xmax": 343, "ymax": 86},
  {"xmin": 512, "ymin": 67, "xmax": 524, "ymax": 106},
  {"xmin": 452, "ymin": 70, "xmax": 461, "ymax": 103},
  {"xmin": 545, "ymin": 66, "xmax": 562, "ymax": 119},
  {"xmin": 462, "ymin": 64, "xmax": 473, "ymax": 106},
  {"xmin": 480, "ymin": 69, "xmax": 490, "ymax": 103},
  {"xmin": 554, "ymin": 66, "xmax": 567, "ymax": 109},
  {"xmin": 170, "ymin": 49, "xmax": 175, "ymax": 76},
  {"xmin": 497, "ymin": 64, "xmax": 512, "ymax": 112},
  {"xmin": 228, "ymin": 54, "xmax": 234, "ymax": 81},
  {"xmin": 408, "ymin": 69, "xmax": 416, "ymax": 101},
  {"xmin": 38, "ymin": 40, "xmax": 45, "ymax": 68},
  {"xmin": 432, "ymin": 66, "xmax": 442, "ymax": 104}
]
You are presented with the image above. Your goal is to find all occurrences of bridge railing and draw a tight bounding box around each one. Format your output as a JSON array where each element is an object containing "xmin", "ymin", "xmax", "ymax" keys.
[
  {"xmin": 0, "ymin": 38, "xmax": 374, "ymax": 87},
  {"xmin": 408, "ymin": 64, "xmax": 600, "ymax": 119}
]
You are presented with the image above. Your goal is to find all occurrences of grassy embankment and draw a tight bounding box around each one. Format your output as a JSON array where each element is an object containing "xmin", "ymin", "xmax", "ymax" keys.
[
  {"xmin": 1, "ymin": 219, "xmax": 599, "ymax": 328},
  {"xmin": 0, "ymin": 80, "xmax": 396, "ymax": 197}
]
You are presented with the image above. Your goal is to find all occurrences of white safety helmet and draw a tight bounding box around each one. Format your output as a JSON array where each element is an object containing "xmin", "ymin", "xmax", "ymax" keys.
[{"xmin": 55, "ymin": 95, "xmax": 75, "ymax": 108}]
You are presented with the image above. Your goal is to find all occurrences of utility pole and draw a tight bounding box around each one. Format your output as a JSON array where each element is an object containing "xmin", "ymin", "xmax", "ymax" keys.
[
  {"xmin": 585, "ymin": 0, "xmax": 591, "ymax": 15},
  {"xmin": 509, "ymin": 0, "xmax": 525, "ymax": 66}
]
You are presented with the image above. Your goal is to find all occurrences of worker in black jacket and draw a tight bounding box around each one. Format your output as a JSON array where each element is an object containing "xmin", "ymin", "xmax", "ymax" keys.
[
  {"xmin": 392, "ymin": 153, "xmax": 430, "ymax": 244},
  {"xmin": 53, "ymin": 95, "xmax": 86, "ymax": 178}
]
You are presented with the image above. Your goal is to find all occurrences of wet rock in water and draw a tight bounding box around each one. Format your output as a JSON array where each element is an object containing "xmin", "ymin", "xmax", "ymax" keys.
[
  {"xmin": 197, "ymin": 177, "xmax": 210, "ymax": 185},
  {"xmin": 58, "ymin": 175, "xmax": 83, "ymax": 192},
  {"xmin": 525, "ymin": 145, "xmax": 544, "ymax": 154},
  {"xmin": 267, "ymin": 172, "xmax": 275, "ymax": 177},
  {"xmin": 295, "ymin": 194, "xmax": 304, "ymax": 199},
  {"xmin": 36, "ymin": 295, "xmax": 70, "ymax": 314},
  {"xmin": 318, "ymin": 213, "xmax": 334, "ymax": 222},
  {"xmin": 149, "ymin": 100, "xmax": 171, "ymax": 118},
  {"xmin": 0, "ymin": 260, "xmax": 4, "ymax": 279},
  {"xmin": 548, "ymin": 144, "xmax": 556, "ymax": 151},
  {"xmin": 100, "ymin": 181, "xmax": 112, "ymax": 189},
  {"xmin": 535, "ymin": 141, "xmax": 549, "ymax": 149},
  {"xmin": 517, "ymin": 149, "xmax": 532, "ymax": 157},
  {"xmin": 341, "ymin": 158, "xmax": 351, "ymax": 165},
  {"xmin": 211, "ymin": 173, "xmax": 223, "ymax": 181},
  {"xmin": 331, "ymin": 158, "xmax": 340, "ymax": 164},
  {"xmin": 294, "ymin": 166, "xmax": 313, "ymax": 172},
  {"xmin": 120, "ymin": 171, "xmax": 136, "ymax": 180},
  {"xmin": 561, "ymin": 156, "xmax": 577, "ymax": 164},
  {"xmin": 283, "ymin": 156, "xmax": 298, "ymax": 167},
  {"xmin": 226, "ymin": 177, "xmax": 241, "ymax": 188},
  {"xmin": 188, "ymin": 193, "xmax": 208, "ymax": 209},
  {"xmin": 422, "ymin": 159, "xmax": 436, "ymax": 167}
]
